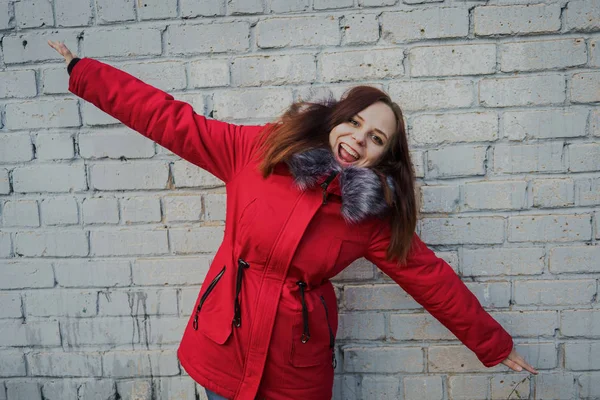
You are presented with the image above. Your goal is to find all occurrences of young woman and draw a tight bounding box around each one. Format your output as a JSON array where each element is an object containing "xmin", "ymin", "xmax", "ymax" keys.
[{"xmin": 49, "ymin": 41, "xmax": 537, "ymax": 400}]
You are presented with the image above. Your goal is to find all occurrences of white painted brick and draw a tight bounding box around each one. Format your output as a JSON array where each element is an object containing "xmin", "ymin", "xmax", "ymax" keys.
[
  {"xmin": 501, "ymin": 38, "xmax": 587, "ymax": 72},
  {"xmin": 463, "ymin": 180, "xmax": 527, "ymax": 211},
  {"xmin": 462, "ymin": 247, "xmax": 545, "ymax": 276},
  {"xmin": 344, "ymin": 284, "xmax": 420, "ymax": 311},
  {"xmin": 55, "ymin": 259, "xmax": 131, "ymax": 287},
  {"xmin": 388, "ymin": 79, "xmax": 474, "ymax": 112},
  {"xmin": 91, "ymin": 229, "xmax": 169, "ymax": 256},
  {"xmin": 320, "ymin": 48, "xmax": 404, "ymax": 82},
  {"xmin": 502, "ymin": 108, "xmax": 588, "ymax": 140},
  {"xmin": 343, "ymin": 346, "xmax": 423, "ymax": 373},
  {"xmin": 381, "ymin": 8, "xmax": 469, "ymax": 43},
  {"xmin": 180, "ymin": 0, "xmax": 225, "ymax": 17},
  {"xmin": 15, "ymin": 0, "xmax": 54, "ymax": 28},
  {"xmin": 188, "ymin": 59, "xmax": 230, "ymax": 88},
  {"xmin": 532, "ymin": 178, "xmax": 574, "ymax": 208},
  {"xmin": 314, "ymin": 0, "xmax": 352, "ymax": 9},
  {"xmin": 15, "ymin": 230, "xmax": 89, "ymax": 257},
  {"xmin": 90, "ymin": 162, "xmax": 169, "ymax": 190},
  {"xmin": 509, "ymin": 214, "xmax": 591, "ymax": 243},
  {"xmin": 172, "ymin": 93, "xmax": 206, "ymax": 116},
  {"xmin": 562, "ymin": 309, "xmax": 600, "ymax": 338},
  {"xmin": 0, "ymin": 260, "xmax": 54, "ymax": 289},
  {"xmin": 82, "ymin": 197, "xmax": 119, "ymax": 224},
  {"xmin": 169, "ymin": 226, "xmax": 224, "ymax": 254},
  {"xmin": 0, "ymin": 232, "xmax": 11, "ymax": 258},
  {"xmin": 565, "ymin": 0, "xmax": 600, "ymax": 31},
  {"xmin": 138, "ymin": 0, "xmax": 177, "ymax": 20},
  {"xmin": 79, "ymin": 129, "xmax": 155, "ymax": 159},
  {"xmin": 565, "ymin": 342, "xmax": 600, "ymax": 370},
  {"xmin": 0, "ymin": 351, "xmax": 26, "ymax": 377},
  {"xmin": 0, "ymin": 320, "xmax": 61, "ymax": 346},
  {"xmin": 228, "ymin": 0, "xmax": 263, "ymax": 14},
  {"xmin": 164, "ymin": 195, "xmax": 203, "ymax": 222},
  {"xmin": 35, "ymin": 133, "xmax": 75, "ymax": 160},
  {"xmin": 493, "ymin": 311, "xmax": 558, "ymax": 337},
  {"xmin": 257, "ymin": 16, "xmax": 340, "ymax": 48},
  {"xmin": 155, "ymin": 377, "xmax": 196, "ymax": 400},
  {"xmin": 98, "ymin": 289, "xmax": 178, "ymax": 316},
  {"xmin": 514, "ymin": 342, "xmax": 558, "ymax": 369},
  {"xmin": 338, "ymin": 312, "xmax": 385, "ymax": 340},
  {"xmin": 96, "ymin": 0, "xmax": 135, "ymax": 23},
  {"xmin": 411, "ymin": 150, "xmax": 424, "ymax": 178},
  {"xmin": 359, "ymin": 0, "xmax": 395, "ymax": 5},
  {"xmin": 103, "ymin": 350, "xmax": 179, "ymax": 377},
  {"xmin": 389, "ymin": 313, "xmax": 454, "ymax": 341},
  {"xmin": 411, "ymin": 112, "xmax": 497, "ymax": 145},
  {"xmin": 479, "ymin": 74, "xmax": 565, "ymax": 107},
  {"xmin": 404, "ymin": 376, "xmax": 443, "ymax": 400},
  {"xmin": 576, "ymin": 177, "xmax": 600, "ymax": 206},
  {"xmin": 592, "ymin": 108, "xmax": 600, "ymax": 137},
  {"xmin": 550, "ymin": 245, "xmax": 600, "ymax": 274},
  {"xmin": 77, "ymin": 381, "xmax": 116, "ymax": 399},
  {"xmin": 2, "ymin": 32, "xmax": 78, "ymax": 64},
  {"xmin": 2, "ymin": 199, "xmax": 39, "ymax": 227},
  {"xmin": 421, "ymin": 217, "xmax": 504, "ymax": 245},
  {"xmin": 571, "ymin": 72, "xmax": 600, "ymax": 103},
  {"xmin": 0, "ymin": 169, "xmax": 10, "ymax": 194},
  {"xmin": 213, "ymin": 88, "xmax": 293, "ymax": 120},
  {"xmin": 474, "ymin": 4, "xmax": 561, "ymax": 36},
  {"xmin": 579, "ymin": 373, "xmax": 600, "ymax": 398},
  {"xmin": 465, "ymin": 281, "xmax": 511, "ymax": 308},
  {"xmin": 430, "ymin": 345, "xmax": 503, "ymax": 373},
  {"xmin": 232, "ymin": 54, "xmax": 316, "ymax": 86},
  {"xmin": 426, "ymin": 145, "xmax": 487, "ymax": 178},
  {"xmin": 591, "ymin": 37, "xmax": 600, "ymax": 67},
  {"xmin": 168, "ymin": 23, "xmax": 249, "ymax": 54},
  {"xmin": 180, "ymin": 288, "xmax": 200, "ymax": 314},
  {"xmin": 204, "ymin": 193, "xmax": 226, "ymax": 221},
  {"xmin": 361, "ymin": 376, "xmax": 399, "ymax": 400},
  {"xmin": 116, "ymin": 380, "xmax": 153, "ymax": 400},
  {"xmin": 0, "ymin": 134, "xmax": 33, "ymax": 163},
  {"xmin": 6, "ymin": 382, "xmax": 41, "ymax": 400},
  {"xmin": 6, "ymin": 98, "xmax": 80, "ymax": 130},
  {"xmin": 40, "ymin": 196, "xmax": 79, "ymax": 225},
  {"xmin": 342, "ymin": 13, "xmax": 379, "ymax": 45},
  {"xmin": 28, "ymin": 352, "xmax": 102, "ymax": 377},
  {"xmin": 61, "ymin": 318, "xmax": 137, "ymax": 346},
  {"xmin": 533, "ymin": 372, "xmax": 576, "ymax": 400},
  {"xmin": 0, "ymin": 293, "xmax": 22, "ymax": 318},
  {"xmin": 55, "ymin": 0, "xmax": 93, "ymax": 26},
  {"xmin": 83, "ymin": 28, "xmax": 162, "ymax": 58},
  {"xmin": 133, "ymin": 256, "xmax": 213, "ymax": 285},
  {"xmin": 41, "ymin": 381, "xmax": 84, "ymax": 399},
  {"xmin": 121, "ymin": 61, "xmax": 187, "ymax": 92},
  {"xmin": 25, "ymin": 289, "xmax": 96, "ymax": 317},
  {"xmin": 0, "ymin": 0, "xmax": 12, "ymax": 29},
  {"xmin": 420, "ymin": 185, "xmax": 460, "ymax": 213},
  {"xmin": 569, "ymin": 143, "xmax": 600, "ymax": 172},
  {"xmin": 0, "ymin": 70, "xmax": 36, "ymax": 98},
  {"xmin": 410, "ymin": 44, "xmax": 495, "ymax": 77},
  {"xmin": 269, "ymin": 0, "xmax": 309, "ymax": 13},
  {"xmin": 448, "ymin": 375, "xmax": 489, "ymax": 399},
  {"xmin": 515, "ymin": 279, "xmax": 596, "ymax": 306},
  {"xmin": 81, "ymin": 101, "xmax": 120, "ymax": 126},
  {"xmin": 493, "ymin": 142, "xmax": 565, "ymax": 174},
  {"xmin": 172, "ymin": 160, "xmax": 224, "ymax": 188},
  {"xmin": 121, "ymin": 196, "xmax": 162, "ymax": 223},
  {"xmin": 148, "ymin": 316, "xmax": 187, "ymax": 344}
]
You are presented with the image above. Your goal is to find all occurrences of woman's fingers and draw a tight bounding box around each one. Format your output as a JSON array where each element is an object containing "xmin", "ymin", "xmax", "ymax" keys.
[
  {"xmin": 501, "ymin": 349, "xmax": 539, "ymax": 374},
  {"xmin": 47, "ymin": 40, "xmax": 75, "ymax": 64},
  {"xmin": 512, "ymin": 353, "xmax": 538, "ymax": 375}
]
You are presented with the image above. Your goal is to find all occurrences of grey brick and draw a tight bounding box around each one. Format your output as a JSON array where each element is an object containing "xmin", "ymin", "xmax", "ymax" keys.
[
  {"xmin": 331, "ymin": 257, "xmax": 374, "ymax": 282},
  {"xmin": 61, "ymin": 318, "xmax": 137, "ymax": 346},
  {"xmin": 343, "ymin": 346, "xmax": 423, "ymax": 373},
  {"xmin": 81, "ymin": 101, "xmax": 120, "ymax": 126},
  {"xmin": 15, "ymin": 230, "xmax": 89, "ymax": 257},
  {"xmin": 138, "ymin": 0, "xmax": 177, "ymax": 20},
  {"xmin": 448, "ymin": 375, "xmax": 489, "ymax": 399},
  {"xmin": 0, "ymin": 293, "xmax": 22, "ymax": 319},
  {"xmin": 188, "ymin": 59, "xmax": 230, "ymax": 88},
  {"xmin": 6, "ymin": 382, "xmax": 41, "ymax": 400},
  {"xmin": 55, "ymin": 259, "xmax": 131, "ymax": 287},
  {"xmin": 361, "ymin": 376, "xmax": 399, "ymax": 400},
  {"xmin": 180, "ymin": 0, "xmax": 225, "ymax": 17},
  {"xmin": 571, "ymin": 72, "xmax": 600, "ymax": 103},
  {"xmin": 426, "ymin": 145, "xmax": 487, "ymax": 178},
  {"xmin": 465, "ymin": 281, "xmax": 511, "ymax": 308},
  {"xmin": 228, "ymin": 0, "xmax": 263, "ymax": 14},
  {"xmin": 565, "ymin": 0, "xmax": 600, "ymax": 31},
  {"xmin": 0, "ymin": 134, "xmax": 33, "ymax": 163},
  {"xmin": 0, "ymin": 260, "xmax": 54, "ymax": 289},
  {"xmin": 3, "ymin": 33, "xmax": 78, "ymax": 64},
  {"xmin": 0, "ymin": 169, "xmax": 9, "ymax": 195},
  {"xmin": 412, "ymin": 111, "xmax": 497, "ymax": 145},
  {"xmin": 213, "ymin": 88, "xmax": 293, "ymax": 120},
  {"xmin": 0, "ymin": 320, "xmax": 61, "ymax": 346},
  {"xmin": 569, "ymin": 143, "xmax": 600, "ymax": 172},
  {"xmin": 269, "ymin": 0, "xmax": 309, "ymax": 12},
  {"xmin": 154, "ymin": 377, "xmax": 195, "ymax": 400},
  {"xmin": 389, "ymin": 79, "xmax": 474, "ymax": 112},
  {"xmin": 562, "ymin": 310, "xmax": 600, "ymax": 338},
  {"xmin": 83, "ymin": 28, "xmax": 162, "ymax": 58},
  {"xmin": 40, "ymin": 196, "xmax": 79, "ymax": 226},
  {"xmin": 232, "ymin": 54, "xmax": 316, "ymax": 87},
  {"xmin": 430, "ymin": 345, "xmax": 501, "ymax": 373},
  {"xmin": 98, "ymin": 289, "xmax": 178, "ymax": 316},
  {"xmin": 565, "ymin": 342, "xmax": 600, "ymax": 370},
  {"xmin": 116, "ymin": 380, "xmax": 152, "ymax": 400},
  {"xmin": 169, "ymin": 226, "xmax": 224, "ymax": 254},
  {"xmin": 103, "ymin": 350, "xmax": 179, "ymax": 377},
  {"xmin": 591, "ymin": 37, "xmax": 600, "ymax": 68},
  {"xmin": 121, "ymin": 196, "xmax": 162, "ymax": 223},
  {"xmin": 5, "ymin": 98, "xmax": 80, "ymax": 130},
  {"xmin": 0, "ymin": 70, "xmax": 36, "ymax": 98},
  {"xmin": 500, "ymin": 38, "xmax": 587, "ymax": 72},
  {"xmin": 163, "ymin": 195, "xmax": 203, "ymax": 222},
  {"xmin": 172, "ymin": 160, "xmax": 224, "ymax": 188},
  {"xmin": 168, "ymin": 23, "xmax": 249, "ymax": 54},
  {"xmin": 0, "ymin": 351, "xmax": 26, "ymax": 377},
  {"xmin": 90, "ymin": 162, "xmax": 169, "ymax": 190},
  {"xmin": 462, "ymin": 247, "xmax": 545, "ymax": 277},
  {"xmin": 0, "ymin": 232, "xmax": 11, "ymax": 258},
  {"xmin": 420, "ymin": 185, "xmax": 460, "ymax": 213},
  {"xmin": 420, "ymin": 217, "xmax": 504, "ymax": 245},
  {"xmin": 82, "ymin": 197, "xmax": 119, "ymax": 225},
  {"xmin": 514, "ymin": 342, "xmax": 558, "ymax": 370},
  {"xmin": 479, "ymin": 74, "xmax": 565, "ymax": 107},
  {"xmin": 321, "ymin": 48, "xmax": 404, "ymax": 82},
  {"xmin": 314, "ymin": 0, "xmax": 352, "ymax": 9},
  {"xmin": 15, "ymin": 0, "xmax": 54, "ymax": 28},
  {"xmin": 77, "ymin": 380, "xmax": 116, "ymax": 400},
  {"xmin": 515, "ymin": 279, "xmax": 595, "ymax": 306},
  {"xmin": 463, "ymin": 180, "xmax": 527, "ymax": 211},
  {"xmin": 342, "ymin": 13, "xmax": 379, "ymax": 45},
  {"xmin": 344, "ymin": 284, "xmax": 420, "ymax": 311},
  {"xmin": 28, "ymin": 352, "xmax": 102, "ymax": 377},
  {"xmin": 410, "ymin": 44, "xmax": 495, "ymax": 77},
  {"xmin": 25, "ymin": 289, "xmax": 97, "ymax": 317},
  {"xmin": 204, "ymin": 193, "xmax": 226, "ymax": 221},
  {"xmin": 474, "ymin": 4, "xmax": 561, "ymax": 36},
  {"xmin": 79, "ymin": 129, "xmax": 155, "ymax": 159},
  {"xmin": 508, "ymin": 214, "xmax": 591, "ymax": 243},
  {"xmin": 35, "ymin": 133, "xmax": 75, "ymax": 160},
  {"xmin": 403, "ymin": 376, "xmax": 443, "ymax": 400},
  {"xmin": 96, "ymin": 0, "xmax": 135, "ymax": 23},
  {"xmin": 0, "ymin": 0, "xmax": 12, "ymax": 29},
  {"xmin": 502, "ymin": 108, "xmax": 588, "ymax": 140},
  {"xmin": 381, "ymin": 8, "xmax": 469, "ymax": 43},
  {"xmin": 91, "ymin": 229, "xmax": 169, "ymax": 256},
  {"xmin": 491, "ymin": 311, "xmax": 557, "ymax": 337},
  {"xmin": 148, "ymin": 316, "xmax": 187, "ymax": 344},
  {"xmin": 576, "ymin": 177, "xmax": 600, "ymax": 206},
  {"xmin": 389, "ymin": 313, "xmax": 454, "ymax": 341},
  {"xmin": 338, "ymin": 312, "xmax": 385, "ymax": 340},
  {"xmin": 492, "ymin": 373, "xmax": 531, "ymax": 399},
  {"xmin": 532, "ymin": 178, "xmax": 574, "ymax": 208},
  {"xmin": 55, "ymin": 0, "xmax": 93, "ymax": 26},
  {"xmin": 121, "ymin": 61, "xmax": 187, "ymax": 92},
  {"xmin": 2, "ymin": 199, "xmax": 39, "ymax": 227},
  {"xmin": 412, "ymin": 150, "xmax": 425, "ymax": 178},
  {"xmin": 360, "ymin": 0, "xmax": 396, "ymax": 5},
  {"xmin": 257, "ymin": 16, "xmax": 340, "ymax": 48},
  {"xmin": 579, "ymin": 372, "xmax": 600, "ymax": 398},
  {"xmin": 493, "ymin": 142, "xmax": 565, "ymax": 174},
  {"xmin": 533, "ymin": 372, "xmax": 576, "ymax": 400}
]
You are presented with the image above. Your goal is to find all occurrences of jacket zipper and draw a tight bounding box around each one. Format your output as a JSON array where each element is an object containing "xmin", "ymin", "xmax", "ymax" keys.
[
  {"xmin": 233, "ymin": 258, "xmax": 250, "ymax": 328},
  {"xmin": 320, "ymin": 295, "xmax": 337, "ymax": 369},
  {"xmin": 320, "ymin": 171, "xmax": 339, "ymax": 205},
  {"xmin": 193, "ymin": 266, "xmax": 226, "ymax": 330},
  {"xmin": 296, "ymin": 281, "xmax": 310, "ymax": 343}
]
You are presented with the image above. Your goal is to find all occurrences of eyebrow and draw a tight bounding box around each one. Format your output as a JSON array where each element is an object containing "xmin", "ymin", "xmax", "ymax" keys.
[{"xmin": 355, "ymin": 114, "xmax": 389, "ymax": 139}]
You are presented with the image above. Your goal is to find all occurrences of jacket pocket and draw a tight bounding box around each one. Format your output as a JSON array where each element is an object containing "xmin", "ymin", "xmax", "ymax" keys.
[{"xmin": 193, "ymin": 265, "xmax": 233, "ymax": 345}]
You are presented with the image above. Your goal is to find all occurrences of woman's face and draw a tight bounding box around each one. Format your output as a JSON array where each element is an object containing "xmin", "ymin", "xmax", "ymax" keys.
[{"xmin": 329, "ymin": 101, "xmax": 397, "ymax": 168}]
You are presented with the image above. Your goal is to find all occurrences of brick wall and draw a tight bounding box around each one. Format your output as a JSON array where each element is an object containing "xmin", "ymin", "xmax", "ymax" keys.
[{"xmin": 0, "ymin": 0, "xmax": 599, "ymax": 399}]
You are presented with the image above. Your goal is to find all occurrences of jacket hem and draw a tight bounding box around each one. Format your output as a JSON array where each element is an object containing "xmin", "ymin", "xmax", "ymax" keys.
[{"xmin": 178, "ymin": 346, "xmax": 238, "ymax": 400}]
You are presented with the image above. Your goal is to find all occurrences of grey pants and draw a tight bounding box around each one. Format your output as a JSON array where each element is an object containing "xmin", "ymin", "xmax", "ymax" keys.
[{"xmin": 205, "ymin": 388, "xmax": 229, "ymax": 400}]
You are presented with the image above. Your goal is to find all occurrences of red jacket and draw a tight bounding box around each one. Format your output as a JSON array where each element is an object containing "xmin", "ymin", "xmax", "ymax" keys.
[{"xmin": 69, "ymin": 58, "xmax": 513, "ymax": 400}]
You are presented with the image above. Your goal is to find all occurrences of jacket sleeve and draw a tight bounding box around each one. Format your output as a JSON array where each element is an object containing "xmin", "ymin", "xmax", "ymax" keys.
[
  {"xmin": 68, "ymin": 58, "xmax": 265, "ymax": 183},
  {"xmin": 365, "ymin": 226, "xmax": 514, "ymax": 367}
]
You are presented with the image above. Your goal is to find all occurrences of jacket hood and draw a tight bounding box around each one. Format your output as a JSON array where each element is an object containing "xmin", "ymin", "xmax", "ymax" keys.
[{"xmin": 285, "ymin": 147, "xmax": 394, "ymax": 223}]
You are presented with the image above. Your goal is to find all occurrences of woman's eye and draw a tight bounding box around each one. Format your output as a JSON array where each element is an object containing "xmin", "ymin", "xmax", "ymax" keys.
[
  {"xmin": 371, "ymin": 134, "xmax": 384, "ymax": 145},
  {"xmin": 348, "ymin": 118, "xmax": 359, "ymax": 127}
]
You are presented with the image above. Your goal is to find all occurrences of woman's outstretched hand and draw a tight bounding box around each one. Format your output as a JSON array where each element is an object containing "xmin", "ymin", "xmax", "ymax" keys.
[
  {"xmin": 501, "ymin": 348, "xmax": 538, "ymax": 374},
  {"xmin": 47, "ymin": 40, "xmax": 76, "ymax": 66}
]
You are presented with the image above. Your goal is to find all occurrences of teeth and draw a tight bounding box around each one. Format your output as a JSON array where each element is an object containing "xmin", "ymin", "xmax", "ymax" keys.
[{"xmin": 341, "ymin": 143, "xmax": 359, "ymax": 159}]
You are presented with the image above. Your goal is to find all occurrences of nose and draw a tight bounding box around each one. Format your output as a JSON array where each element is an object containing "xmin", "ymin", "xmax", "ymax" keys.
[{"xmin": 351, "ymin": 131, "xmax": 366, "ymax": 146}]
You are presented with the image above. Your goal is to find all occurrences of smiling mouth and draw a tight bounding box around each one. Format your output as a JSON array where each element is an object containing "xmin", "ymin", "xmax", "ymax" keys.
[{"xmin": 338, "ymin": 142, "xmax": 360, "ymax": 163}]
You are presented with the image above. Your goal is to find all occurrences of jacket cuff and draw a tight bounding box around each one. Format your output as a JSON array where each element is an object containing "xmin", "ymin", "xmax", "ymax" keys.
[{"xmin": 67, "ymin": 57, "xmax": 81, "ymax": 75}]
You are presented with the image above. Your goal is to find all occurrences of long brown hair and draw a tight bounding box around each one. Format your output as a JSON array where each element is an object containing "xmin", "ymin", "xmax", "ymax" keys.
[{"xmin": 258, "ymin": 86, "xmax": 417, "ymax": 263}]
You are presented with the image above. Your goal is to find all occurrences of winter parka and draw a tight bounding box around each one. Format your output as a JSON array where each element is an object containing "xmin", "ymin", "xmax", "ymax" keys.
[{"xmin": 68, "ymin": 58, "xmax": 514, "ymax": 400}]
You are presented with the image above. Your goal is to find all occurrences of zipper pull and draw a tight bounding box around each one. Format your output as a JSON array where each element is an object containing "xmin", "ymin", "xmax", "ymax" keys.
[{"xmin": 320, "ymin": 171, "xmax": 339, "ymax": 205}]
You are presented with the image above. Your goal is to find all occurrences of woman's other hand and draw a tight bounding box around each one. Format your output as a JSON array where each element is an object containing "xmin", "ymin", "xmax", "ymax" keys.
[
  {"xmin": 47, "ymin": 40, "xmax": 76, "ymax": 66},
  {"xmin": 501, "ymin": 348, "xmax": 538, "ymax": 374}
]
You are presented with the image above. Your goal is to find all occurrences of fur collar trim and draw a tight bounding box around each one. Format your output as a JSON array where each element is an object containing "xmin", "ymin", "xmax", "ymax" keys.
[{"xmin": 285, "ymin": 147, "xmax": 394, "ymax": 223}]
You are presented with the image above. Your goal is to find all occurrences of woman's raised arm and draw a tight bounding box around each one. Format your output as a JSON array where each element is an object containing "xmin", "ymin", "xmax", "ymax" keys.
[{"xmin": 48, "ymin": 41, "xmax": 265, "ymax": 183}]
